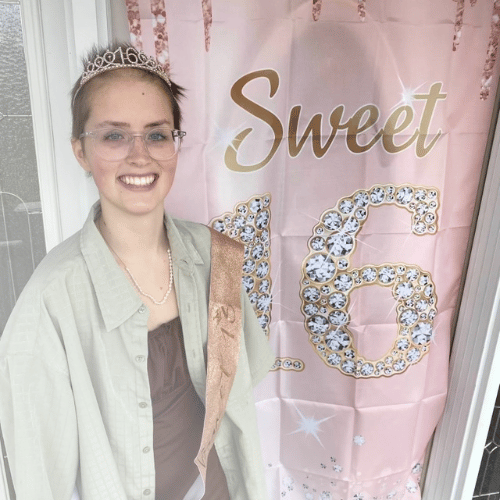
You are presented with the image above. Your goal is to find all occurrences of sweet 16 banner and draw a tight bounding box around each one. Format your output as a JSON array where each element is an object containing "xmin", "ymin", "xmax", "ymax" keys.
[{"xmin": 127, "ymin": 1, "xmax": 499, "ymax": 498}]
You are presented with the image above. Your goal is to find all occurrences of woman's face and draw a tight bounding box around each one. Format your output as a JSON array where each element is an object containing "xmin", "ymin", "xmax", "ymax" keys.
[{"xmin": 72, "ymin": 72, "xmax": 178, "ymax": 220}]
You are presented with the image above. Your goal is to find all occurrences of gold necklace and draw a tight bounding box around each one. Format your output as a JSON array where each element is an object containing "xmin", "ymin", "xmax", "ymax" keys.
[{"xmin": 97, "ymin": 219, "xmax": 173, "ymax": 306}]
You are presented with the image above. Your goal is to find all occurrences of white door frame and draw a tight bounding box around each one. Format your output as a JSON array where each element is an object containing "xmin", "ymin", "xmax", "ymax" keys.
[
  {"xmin": 19, "ymin": 0, "xmax": 128, "ymax": 250},
  {"xmin": 423, "ymin": 103, "xmax": 500, "ymax": 498},
  {"xmin": 20, "ymin": 0, "xmax": 107, "ymax": 250},
  {"xmin": 6, "ymin": 1, "xmax": 500, "ymax": 498},
  {"xmin": 0, "ymin": 1, "xmax": 115, "ymax": 498}
]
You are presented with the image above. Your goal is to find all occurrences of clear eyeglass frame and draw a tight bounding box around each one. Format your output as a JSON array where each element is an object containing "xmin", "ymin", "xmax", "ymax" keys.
[{"xmin": 79, "ymin": 127, "xmax": 187, "ymax": 161}]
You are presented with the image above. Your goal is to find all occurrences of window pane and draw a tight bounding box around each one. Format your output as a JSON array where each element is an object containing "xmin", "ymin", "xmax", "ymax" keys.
[
  {"xmin": 473, "ymin": 388, "xmax": 500, "ymax": 500},
  {"xmin": 0, "ymin": 2, "xmax": 47, "ymax": 498},
  {"xmin": 0, "ymin": 1, "xmax": 46, "ymax": 334}
]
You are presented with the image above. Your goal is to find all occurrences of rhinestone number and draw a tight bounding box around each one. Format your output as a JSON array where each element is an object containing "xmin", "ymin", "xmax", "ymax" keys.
[
  {"xmin": 210, "ymin": 194, "xmax": 274, "ymax": 337},
  {"xmin": 300, "ymin": 184, "xmax": 439, "ymax": 378},
  {"xmin": 211, "ymin": 194, "xmax": 306, "ymax": 372}
]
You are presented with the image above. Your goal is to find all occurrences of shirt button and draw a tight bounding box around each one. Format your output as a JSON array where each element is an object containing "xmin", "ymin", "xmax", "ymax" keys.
[
  {"xmin": 143, "ymin": 446, "xmax": 151, "ymax": 453},
  {"xmin": 135, "ymin": 355, "xmax": 146, "ymax": 363},
  {"xmin": 138, "ymin": 306, "xmax": 146, "ymax": 314},
  {"xmin": 143, "ymin": 489, "xmax": 151, "ymax": 495},
  {"xmin": 139, "ymin": 402, "xmax": 148, "ymax": 409}
]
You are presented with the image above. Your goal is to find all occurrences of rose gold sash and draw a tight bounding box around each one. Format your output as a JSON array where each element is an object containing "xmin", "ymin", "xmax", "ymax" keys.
[{"xmin": 194, "ymin": 228, "xmax": 244, "ymax": 483}]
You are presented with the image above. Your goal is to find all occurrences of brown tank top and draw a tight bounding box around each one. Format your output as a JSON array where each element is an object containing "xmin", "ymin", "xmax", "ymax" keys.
[{"xmin": 147, "ymin": 317, "xmax": 231, "ymax": 500}]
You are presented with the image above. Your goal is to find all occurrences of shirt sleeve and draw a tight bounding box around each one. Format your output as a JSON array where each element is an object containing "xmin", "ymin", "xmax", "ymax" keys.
[
  {"xmin": 0, "ymin": 292, "xmax": 78, "ymax": 500},
  {"xmin": 240, "ymin": 287, "xmax": 276, "ymax": 387}
]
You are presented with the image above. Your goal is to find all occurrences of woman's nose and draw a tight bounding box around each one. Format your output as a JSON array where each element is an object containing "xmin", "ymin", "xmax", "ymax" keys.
[{"xmin": 127, "ymin": 134, "xmax": 151, "ymax": 161}]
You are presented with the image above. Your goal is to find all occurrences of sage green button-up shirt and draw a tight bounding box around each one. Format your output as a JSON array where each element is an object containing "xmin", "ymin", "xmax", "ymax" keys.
[{"xmin": 0, "ymin": 203, "xmax": 274, "ymax": 500}]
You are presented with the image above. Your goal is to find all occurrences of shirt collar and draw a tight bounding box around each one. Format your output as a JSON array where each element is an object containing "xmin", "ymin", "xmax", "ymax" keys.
[
  {"xmin": 80, "ymin": 201, "xmax": 204, "ymax": 332},
  {"xmin": 164, "ymin": 211, "xmax": 204, "ymax": 272}
]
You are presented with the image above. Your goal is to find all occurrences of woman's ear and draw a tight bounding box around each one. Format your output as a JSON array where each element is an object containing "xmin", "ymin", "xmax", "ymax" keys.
[{"xmin": 71, "ymin": 138, "xmax": 91, "ymax": 173}]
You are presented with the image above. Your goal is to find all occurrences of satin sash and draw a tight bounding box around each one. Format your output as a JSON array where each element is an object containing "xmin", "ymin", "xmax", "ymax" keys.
[{"xmin": 194, "ymin": 228, "xmax": 244, "ymax": 483}]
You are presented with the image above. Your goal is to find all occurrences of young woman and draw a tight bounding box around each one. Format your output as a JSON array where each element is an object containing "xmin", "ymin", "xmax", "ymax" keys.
[{"xmin": 0, "ymin": 44, "xmax": 274, "ymax": 500}]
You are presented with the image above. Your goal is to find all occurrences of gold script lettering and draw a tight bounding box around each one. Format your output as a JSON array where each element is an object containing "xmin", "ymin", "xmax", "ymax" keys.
[
  {"xmin": 288, "ymin": 106, "xmax": 347, "ymax": 158},
  {"xmin": 383, "ymin": 106, "xmax": 418, "ymax": 153},
  {"xmin": 414, "ymin": 82, "xmax": 447, "ymax": 158},
  {"xmin": 225, "ymin": 71, "xmax": 447, "ymax": 171},
  {"xmin": 225, "ymin": 69, "xmax": 284, "ymax": 172},
  {"xmin": 346, "ymin": 105, "xmax": 383, "ymax": 153}
]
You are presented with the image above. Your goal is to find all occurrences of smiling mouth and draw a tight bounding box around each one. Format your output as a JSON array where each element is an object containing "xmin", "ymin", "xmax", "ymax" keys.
[{"xmin": 119, "ymin": 174, "xmax": 157, "ymax": 186}]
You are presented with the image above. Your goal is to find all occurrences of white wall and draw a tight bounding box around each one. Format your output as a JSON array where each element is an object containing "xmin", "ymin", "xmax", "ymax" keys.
[
  {"xmin": 0, "ymin": 2, "xmax": 127, "ymax": 498},
  {"xmin": 22, "ymin": 0, "xmax": 129, "ymax": 251},
  {"xmin": 423, "ymin": 105, "xmax": 500, "ymax": 499}
]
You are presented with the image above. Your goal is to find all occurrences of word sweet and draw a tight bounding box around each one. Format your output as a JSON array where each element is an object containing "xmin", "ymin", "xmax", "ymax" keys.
[{"xmin": 225, "ymin": 69, "xmax": 446, "ymax": 172}]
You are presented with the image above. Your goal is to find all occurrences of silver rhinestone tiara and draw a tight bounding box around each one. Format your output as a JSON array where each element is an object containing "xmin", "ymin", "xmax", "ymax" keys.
[{"xmin": 77, "ymin": 46, "xmax": 171, "ymax": 93}]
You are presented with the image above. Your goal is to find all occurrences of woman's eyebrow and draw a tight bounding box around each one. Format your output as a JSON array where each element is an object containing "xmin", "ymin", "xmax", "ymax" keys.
[
  {"xmin": 94, "ymin": 121, "xmax": 130, "ymax": 128},
  {"xmin": 145, "ymin": 119, "xmax": 172, "ymax": 128},
  {"xmin": 93, "ymin": 119, "xmax": 173, "ymax": 129}
]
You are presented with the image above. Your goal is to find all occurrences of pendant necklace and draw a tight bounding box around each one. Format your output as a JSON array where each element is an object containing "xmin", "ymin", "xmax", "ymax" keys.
[{"xmin": 97, "ymin": 219, "xmax": 173, "ymax": 306}]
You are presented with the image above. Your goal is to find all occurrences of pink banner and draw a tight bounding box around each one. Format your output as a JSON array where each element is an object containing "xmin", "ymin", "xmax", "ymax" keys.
[{"xmin": 130, "ymin": 1, "xmax": 499, "ymax": 498}]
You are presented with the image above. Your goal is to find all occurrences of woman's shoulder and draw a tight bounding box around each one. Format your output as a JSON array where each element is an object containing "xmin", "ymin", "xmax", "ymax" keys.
[
  {"xmin": 168, "ymin": 215, "xmax": 245, "ymax": 263},
  {"xmin": 0, "ymin": 230, "xmax": 88, "ymax": 357},
  {"xmin": 169, "ymin": 215, "xmax": 243, "ymax": 247},
  {"xmin": 167, "ymin": 215, "xmax": 212, "ymax": 262},
  {"xmin": 169, "ymin": 215, "xmax": 210, "ymax": 240},
  {"xmin": 20, "ymin": 230, "xmax": 87, "ymax": 295}
]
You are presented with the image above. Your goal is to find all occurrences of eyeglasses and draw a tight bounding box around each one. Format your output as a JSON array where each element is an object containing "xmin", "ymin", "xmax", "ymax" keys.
[{"xmin": 80, "ymin": 127, "xmax": 186, "ymax": 161}]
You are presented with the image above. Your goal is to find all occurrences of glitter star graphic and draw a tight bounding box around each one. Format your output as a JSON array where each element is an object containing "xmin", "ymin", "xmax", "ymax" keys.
[
  {"xmin": 406, "ymin": 480, "xmax": 418, "ymax": 493},
  {"xmin": 392, "ymin": 79, "xmax": 426, "ymax": 111},
  {"xmin": 353, "ymin": 435, "xmax": 365, "ymax": 446},
  {"xmin": 289, "ymin": 405, "xmax": 333, "ymax": 447},
  {"xmin": 208, "ymin": 121, "xmax": 247, "ymax": 153}
]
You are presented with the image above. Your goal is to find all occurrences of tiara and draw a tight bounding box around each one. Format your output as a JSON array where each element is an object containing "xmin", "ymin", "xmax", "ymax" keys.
[{"xmin": 77, "ymin": 46, "xmax": 171, "ymax": 92}]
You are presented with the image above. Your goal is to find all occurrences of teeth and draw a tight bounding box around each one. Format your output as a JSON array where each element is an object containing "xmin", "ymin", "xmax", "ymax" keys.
[{"xmin": 121, "ymin": 175, "xmax": 156, "ymax": 186}]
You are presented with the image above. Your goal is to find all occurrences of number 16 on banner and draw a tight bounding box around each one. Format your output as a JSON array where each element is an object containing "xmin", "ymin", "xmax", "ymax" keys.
[{"xmin": 300, "ymin": 184, "xmax": 439, "ymax": 378}]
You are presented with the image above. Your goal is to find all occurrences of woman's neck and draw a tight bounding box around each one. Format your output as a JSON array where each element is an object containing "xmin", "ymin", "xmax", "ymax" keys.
[{"xmin": 96, "ymin": 204, "xmax": 168, "ymax": 260}]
